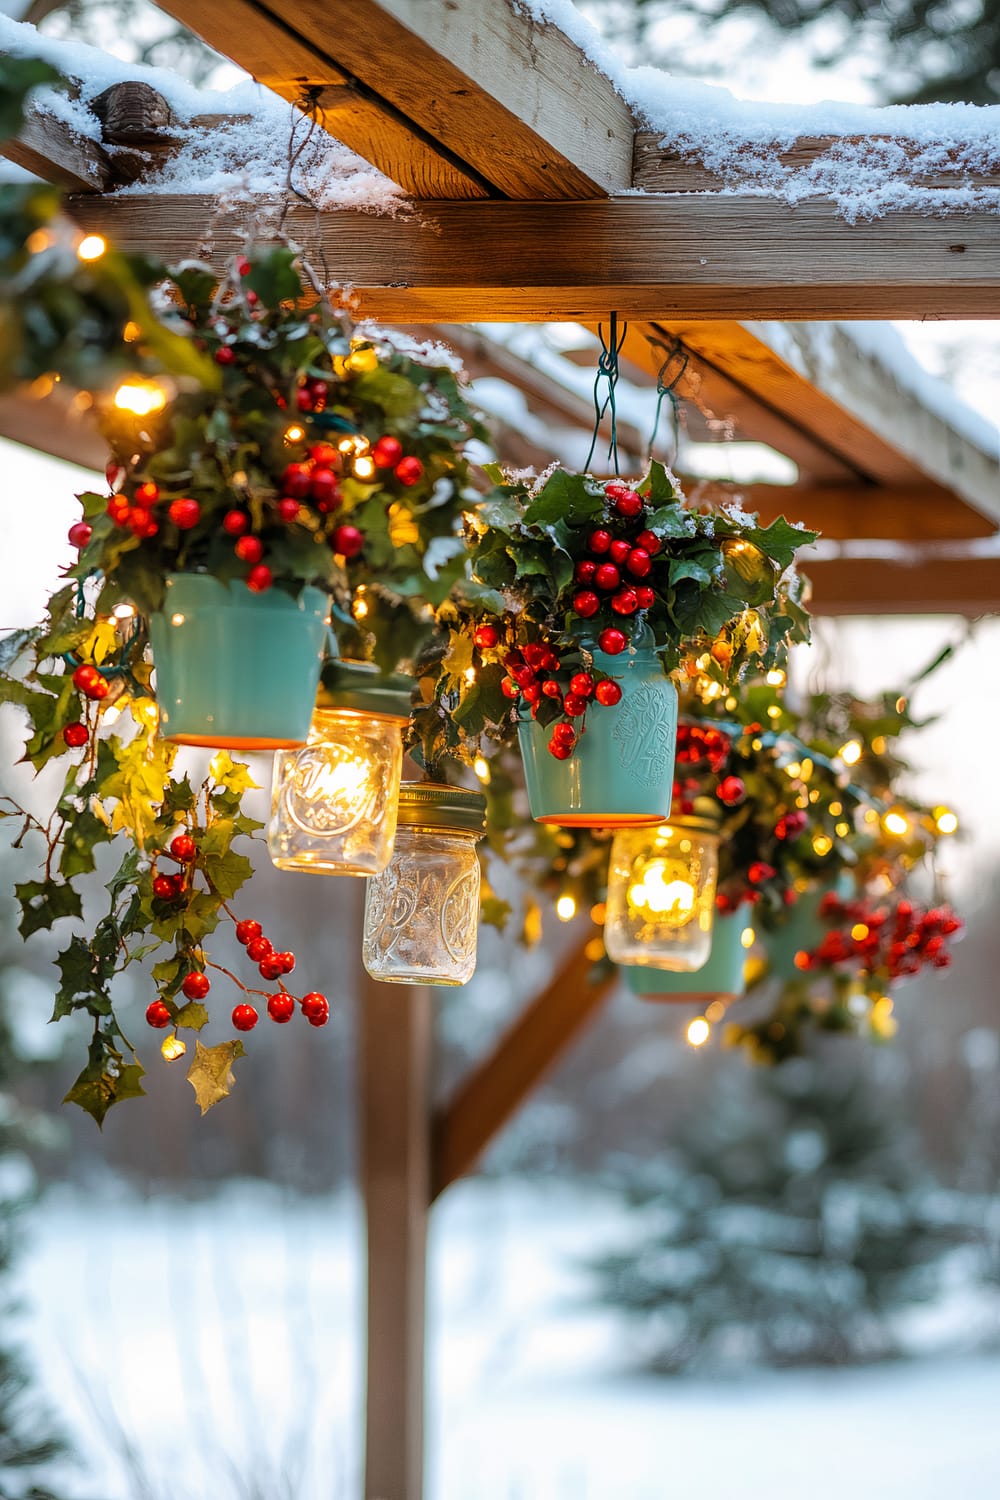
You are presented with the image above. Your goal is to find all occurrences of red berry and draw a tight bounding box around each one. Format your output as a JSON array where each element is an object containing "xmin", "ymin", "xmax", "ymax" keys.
[
  {"xmin": 552, "ymin": 721, "xmax": 577, "ymax": 746},
  {"xmin": 310, "ymin": 468, "xmax": 340, "ymax": 506},
  {"xmin": 107, "ymin": 499, "xmax": 131, "ymax": 526},
  {"xmin": 636, "ymin": 530, "xmax": 661, "ymax": 555},
  {"xmin": 609, "ymin": 539, "xmax": 631, "ymax": 566},
  {"xmin": 541, "ymin": 680, "xmax": 562, "ymax": 700},
  {"xmin": 569, "ymin": 672, "xmax": 595, "ymax": 698},
  {"xmin": 88, "ymin": 675, "xmax": 110, "ymax": 701},
  {"xmin": 276, "ymin": 951, "xmax": 295, "ymax": 975},
  {"xmin": 246, "ymin": 936, "xmax": 273, "ymax": 962},
  {"xmin": 246, "ymin": 564, "xmax": 273, "ymax": 593},
  {"xmin": 748, "ymin": 861, "xmax": 776, "ymax": 885},
  {"xmin": 635, "ymin": 586, "xmax": 655, "ymax": 610},
  {"xmin": 135, "ymin": 482, "xmax": 159, "ymax": 506},
  {"xmin": 522, "ymin": 682, "xmax": 542, "ymax": 705},
  {"xmin": 223, "ymin": 509, "xmax": 249, "ymax": 536},
  {"xmin": 277, "ymin": 497, "xmax": 301, "ymax": 523},
  {"xmin": 63, "ymin": 721, "xmax": 88, "ymax": 748},
  {"xmin": 146, "ymin": 1000, "xmax": 172, "ymax": 1029},
  {"xmin": 473, "ymin": 623, "xmax": 499, "ymax": 649},
  {"xmin": 182, "ymin": 971, "xmax": 210, "ymax": 1000},
  {"xmin": 307, "ymin": 378, "xmax": 328, "ymax": 398},
  {"xmin": 153, "ymin": 874, "xmax": 180, "ymax": 900},
  {"xmin": 574, "ymin": 560, "xmax": 597, "ymax": 585},
  {"xmin": 548, "ymin": 740, "xmax": 573, "ymax": 760},
  {"xmin": 296, "ymin": 388, "xmax": 314, "ymax": 412},
  {"xmin": 170, "ymin": 834, "xmax": 196, "ymax": 862},
  {"xmin": 595, "ymin": 679, "xmax": 622, "ymax": 706},
  {"xmin": 309, "ymin": 444, "xmax": 340, "ymax": 468},
  {"xmin": 68, "ymin": 521, "xmax": 92, "ymax": 548},
  {"xmin": 169, "ymin": 498, "xmax": 201, "ymax": 530},
  {"xmin": 235, "ymin": 920, "xmax": 262, "ymax": 946},
  {"xmin": 626, "ymin": 548, "xmax": 652, "ymax": 578},
  {"xmin": 301, "ymin": 992, "xmax": 329, "ymax": 1027},
  {"xmin": 589, "ymin": 528, "xmax": 612, "ymax": 555},
  {"xmin": 128, "ymin": 506, "xmax": 153, "ymax": 536},
  {"xmin": 573, "ymin": 590, "xmax": 600, "ymax": 619},
  {"xmin": 259, "ymin": 955, "xmax": 284, "ymax": 981},
  {"xmin": 372, "ymin": 436, "xmax": 404, "ymax": 469},
  {"xmin": 563, "ymin": 692, "xmax": 588, "ymax": 716},
  {"xmin": 611, "ymin": 588, "xmax": 639, "ymax": 615},
  {"xmin": 332, "ymin": 524, "xmax": 364, "ymax": 558},
  {"xmin": 395, "ymin": 456, "xmax": 424, "ymax": 486},
  {"xmin": 235, "ymin": 255, "xmax": 251, "ymax": 276},
  {"xmin": 268, "ymin": 992, "xmax": 296, "ymax": 1024},
  {"xmin": 72, "ymin": 664, "xmax": 100, "ymax": 693},
  {"xmin": 234, "ymin": 535, "xmax": 264, "ymax": 564},
  {"xmin": 501, "ymin": 678, "xmax": 520, "ymax": 701},
  {"xmin": 594, "ymin": 563, "xmax": 621, "ymax": 592},
  {"xmin": 614, "ymin": 490, "xmax": 644, "ymax": 518},
  {"xmin": 598, "ymin": 628, "xmax": 627, "ymax": 655},
  {"xmin": 522, "ymin": 644, "xmax": 548, "ymax": 669},
  {"xmin": 282, "ymin": 463, "xmax": 313, "ymax": 499},
  {"xmin": 509, "ymin": 664, "xmax": 536, "ymax": 688},
  {"xmin": 718, "ymin": 775, "xmax": 746, "ymax": 807},
  {"xmin": 232, "ymin": 1003, "xmax": 259, "ymax": 1032},
  {"xmin": 214, "ymin": 346, "xmax": 236, "ymax": 365}
]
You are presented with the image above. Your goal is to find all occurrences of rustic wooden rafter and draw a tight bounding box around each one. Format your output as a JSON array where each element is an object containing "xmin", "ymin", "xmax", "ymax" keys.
[
  {"xmin": 801, "ymin": 552, "xmax": 1000, "ymax": 616},
  {"xmin": 2, "ymin": 101, "xmax": 112, "ymax": 191}
]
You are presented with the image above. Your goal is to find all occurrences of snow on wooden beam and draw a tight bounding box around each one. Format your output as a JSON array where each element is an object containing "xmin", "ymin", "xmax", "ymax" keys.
[
  {"xmin": 67, "ymin": 195, "xmax": 1000, "ymax": 322},
  {"xmin": 634, "ymin": 130, "xmax": 1000, "ymax": 194},
  {"xmin": 1, "ymin": 101, "xmax": 112, "ymax": 191},
  {"xmin": 693, "ymin": 484, "xmax": 996, "ymax": 541},
  {"xmin": 804, "ymin": 553, "xmax": 1000, "ymax": 615},
  {"xmin": 157, "ymin": 0, "xmax": 634, "ymax": 199}
]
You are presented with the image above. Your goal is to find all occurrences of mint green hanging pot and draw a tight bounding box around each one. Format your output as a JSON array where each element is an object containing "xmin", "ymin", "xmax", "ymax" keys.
[
  {"xmin": 623, "ymin": 911, "xmax": 748, "ymax": 1003},
  {"xmin": 764, "ymin": 873, "xmax": 855, "ymax": 982},
  {"xmin": 517, "ymin": 641, "xmax": 678, "ymax": 826},
  {"xmin": 150, "ymin": 573, "xmax": 330, "ymax": 750}
]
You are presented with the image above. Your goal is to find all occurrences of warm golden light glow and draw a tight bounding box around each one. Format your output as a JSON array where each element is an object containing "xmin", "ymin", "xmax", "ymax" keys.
[
  {"xmin": 590, "ymin": 902, "xmax": 606, "ymax": 926},
  {"xmin": 839, "ymin": 739, "xmax": 863, "ymax": 766},
  {"xmin": 934, "ymin": 807, "xmax": 958, "ymax": 835},
  {"xmin": 830, "ymin": 801, "xmax": 843, "ymax": 817},
  {"xmin": 835, "ymin": 821, "xmax": 850, "ymax": 838},
  {"xmin": 628, "ymin": 860, "xmax": 697, "ymax": 922},
  {"xmin": 785, "ymin": 762, "xmax": 801, "ymax": 779},
  {"xmin": 741, "ymin": 926, "xmax": 755, "ymax": 950},
  {"xmin": 556, "ymin": 894, "xmax": 577, "ymax": 922},
  {"xmin": 851, "ymin": 923, "xmax": 869, "ymax": 941},
  {"xmin": 112, "ymin": 602, "xmax": 136, "ymax": 620},
  {"xmin": 284, "ymin": 424, "xmax": 305, "ymax": 443},
  {"xmin": 767, "ymin": 705, "xmax": 782, "ymax": 720},
  {"xmin": 686, "ymin": 1017, "xmax": 710, "ymax": 1047},
  {"xmin": 812, "ymin": 834, "xmax": 833, "ymax": 856},
  {"xmin": 606, "ymin": 822, "xmax": 719, "ymax": 971},
  {"xmin": 77, "ymin": 233, "xmax": 107, "ymax": 261},
  {"xmin": 122, "ymin": 320, "xmax": 141, "ymax": 343},
  {"xmin": 161, "ymin": 1034, "xmax": 187, "ymax": 1061},
  {"xmin": 353, "ymin": 455, "xmax": 376, "ymax": 480},
  {"xmin": 883, "ymin": 810, "xmax": 909, "ymax": 837},
  {"xmin": 473, "ymin": 756, "xmax": 490, "ymax": 784},
  {"xmin": 26, "ymin": 228, "xmax": 53, "ymax": 254},
  {"xmin": 113, "ymin": 379, "xmax": 167, "ymax": 417},
  {"xmin": 766, "ymin": 668, "xmax": 786, "ymax": 687}
]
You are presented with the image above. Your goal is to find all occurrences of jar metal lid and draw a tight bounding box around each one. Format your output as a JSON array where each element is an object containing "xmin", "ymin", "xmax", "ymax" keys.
[
  {"xmin": 395, "ymin": 782, "xmax": 487, "ymax": 834},
  {"xmin": 317, "ymin": 660, "xmax": 413, "ymax": 721}
]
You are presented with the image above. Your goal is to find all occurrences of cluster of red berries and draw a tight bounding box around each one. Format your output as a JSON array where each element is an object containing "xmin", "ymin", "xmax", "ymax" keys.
[
  {"xmin": 487, "ymin": 635, "xmax": 624, "ymax": 760},
  {"xmin": 62, "ymin": 659, "xmax": 114, "ymax": 748},
  {"xmin": 675, "ymin": 723, "xmax": 731, "ymax": 774},
  {"xmin": 571, "ymin": 482, "xmax": 661, "ymax": 625},
  {"xmin": 795, "ymin": 893, "xmax": 962, "ymax": 980},
  {"xmin": 774, "ymin": 808, "xmax": 808, "ymax": 840}
]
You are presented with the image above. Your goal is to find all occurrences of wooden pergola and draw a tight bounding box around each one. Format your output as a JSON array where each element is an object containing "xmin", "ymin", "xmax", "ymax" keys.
[{"xmin": 3, "ymin": 3, "xmax": 999, "ymax": 1495}]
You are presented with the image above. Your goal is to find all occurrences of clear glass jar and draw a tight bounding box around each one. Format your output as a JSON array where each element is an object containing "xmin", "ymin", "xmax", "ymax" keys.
[
  {"xmin": 362, "ymin": 784, "xmax": 486, "ymax": 987},
  {"xmin": 268, "ymin": 662, "xmax": 411, "ymax": 878},
  {"xmin": 604, "ymin": 815, "xmax": 720, "ymax": 971}
]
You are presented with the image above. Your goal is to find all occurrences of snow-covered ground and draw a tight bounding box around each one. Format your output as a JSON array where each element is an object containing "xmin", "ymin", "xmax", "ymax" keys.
[{"xmin": 14, "ymin": 1180, "xmax": 1000, "ymax": 1499}]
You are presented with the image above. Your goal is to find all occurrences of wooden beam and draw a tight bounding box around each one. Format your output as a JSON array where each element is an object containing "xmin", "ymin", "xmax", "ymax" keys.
[
  {"xmin": 650, "ymin": 320, "xmax": 1000, "ymax": 523},
  {"xmin": 68, "ymin": 195, "xmax": 1000, "ymax": 321},
  {"xmin": 803, "ymin": 553, "xmax": 1000, "ymax": 615},
  {"xmin": 157, "ymin": 0, "xmax": 634, "ymax": 199},
  {"xmin": 431, "ymin": 941, "xmax": 614, "ymax": 1200},
  {"xmin": 688, "ymin": 483, "xmax": 996, "ymax": 541},
  {"xmin": 362, "ymin": 972, "xmax": 431, "ymax": 1500},
  {"xmin": 2, "ymin": 102, "xmax": 112, "ymax": 191},
  {"xmin": 0, "ymin": 390, "xmax": 107, "ymax": 471},
  {"xmin": 634, "ymin": 130, "xmax": 1000, "ymax": 194}
]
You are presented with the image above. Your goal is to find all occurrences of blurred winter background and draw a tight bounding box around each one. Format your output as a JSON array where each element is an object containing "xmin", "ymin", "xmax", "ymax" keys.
[{"xmin": 1, "ymin": 0, "xmax": 1000, "ymax": 1496}]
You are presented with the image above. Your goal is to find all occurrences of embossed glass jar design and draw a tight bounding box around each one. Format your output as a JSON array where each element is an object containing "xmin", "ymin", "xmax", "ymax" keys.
[
  {"xmin": 517, "ymin": 634, "xmax": 678, "ymax": 826},
  {"xmin": 362, "ymin": 784, "xmax": 486, "ymax": 987},
  {"xmin": 605, "ymin": 814, "xmax": 720, "ymax": 971},
  {"xmin": 268, "ymin": 663, "xmax": 412, "ymax": 878}
]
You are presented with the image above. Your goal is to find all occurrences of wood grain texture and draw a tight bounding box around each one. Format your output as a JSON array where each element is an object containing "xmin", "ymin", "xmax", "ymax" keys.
[
  {"xmin": 431, "ymin": 942, "xmax": 614, "ymax": 1200},
  {"xmin": 156, "ymin": 0, "xmax": 488, "ymax": 198},
  {"xmin": 684, "ymin": 483, "xmax": 997, "ymax": 540},
  {"xmin": 2, "ymin": 103, "xmax": 111, "ymax": 191},
  {"xmin": 67, "ymin": 195, "xmax": 1000, "ymax": 321},
  {"xmin": 0, "ymin": 391, "xmax": 107, "ymax": 472},
  {"xmin": 634, "ymin": 130, "xmax": 1000, "ymax": 193},
  {"xmin": 804, "ymin": 554, "xmax": 1000, "ymax": 615},
  {"xmin": 361, "ymin": 972, "xmax": 431, "ymax": 1499}
]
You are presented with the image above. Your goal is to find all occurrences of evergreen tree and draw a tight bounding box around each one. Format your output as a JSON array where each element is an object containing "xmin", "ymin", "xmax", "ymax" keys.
[{"xmin": 591, "ymin": 1052, "xmax": 972, "ymax": 1372}]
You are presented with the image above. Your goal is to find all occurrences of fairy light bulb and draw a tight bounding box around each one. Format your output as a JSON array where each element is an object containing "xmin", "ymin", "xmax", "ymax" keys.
[
  {"xmin": 284, "ymin": 424, "xmax": 305, "ymax": 443},
  {"xmin": 934, "ymin": 807, "xmax": 958, "ymax": 835},
  {"xmin": 161, "ymin": 1034, "xmax": 187, "ymax": 1061},
  {"xmin": 812, "ymin": 833, "xmax": 833, "ymax": 856},
  {"xmin": 605, "ymin": 818, "xmax": 719, "ymax": 972},
  {"xmin": 556, "ymin": 894, "xmax": 577, "ymax": 922},
  {"xmin": 686, "ymin": 1017, "xmax": 710, "ymax": 1048},
  {"xmin": 113, "ymin": 379, "xmax": 167, "ymax": 417},
  {"xmin": 839, "ymin": 739, "xmax": 863, "ymax": 766},
  {"xmin": 77, "ymin": 233, "xmax": 107, "ymax": 261},
  {"xmin": 473, "ymin": 756, "xmax": 490, "ymax": 785},
  {"xmin": 741, "ymin": 926, "xmax": 755, "ymax": 950},
  {"xmin": 353, "ymin": 455, "xmax": 376, "ymax": 480},
  {"xmin": 883, "ymin": 809, "xmax": 909, "ymax": 837},
  {"xmin": 766, "ymin": 668, "xmax": 786, "ymax": 687}
]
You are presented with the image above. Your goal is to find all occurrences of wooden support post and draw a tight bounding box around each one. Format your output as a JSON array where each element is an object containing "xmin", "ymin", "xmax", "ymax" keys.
[{"xmin": 361, "ymin": 970, "xmax": 432, "ymax": 1500}]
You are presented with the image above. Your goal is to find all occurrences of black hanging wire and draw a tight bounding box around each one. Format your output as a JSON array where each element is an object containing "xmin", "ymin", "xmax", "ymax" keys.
[
  {"xmin": 645, "ymin": 333, "xmax": 689, "ymax": 466},
  {"xmin": 585, "ymin": 312, "xmax": 628, "ymax": 474}
]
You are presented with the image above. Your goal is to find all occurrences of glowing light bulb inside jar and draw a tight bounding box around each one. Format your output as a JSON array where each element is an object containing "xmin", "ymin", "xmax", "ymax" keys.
[{"xmin": 605, "ymin": 811, "xmax": 720, "ymax": 972}]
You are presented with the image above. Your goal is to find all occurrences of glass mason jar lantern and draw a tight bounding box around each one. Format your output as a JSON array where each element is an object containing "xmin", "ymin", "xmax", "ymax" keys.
[
  {"xmin": 604, "ymin": 809, "xmax": 720, "ymax": 971},
  {"xmin": 362, "ymin": 784, "xmax": 486, "ymax": 987},
  {"xmin": 268, "ymin": 662, "xmax": 412, "ymax": 878}
]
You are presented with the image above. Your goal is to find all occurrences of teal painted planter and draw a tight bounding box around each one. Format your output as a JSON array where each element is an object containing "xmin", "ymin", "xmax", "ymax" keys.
[
  {"xmin": 623, "ymin": 912, "xmax": 748, "ymax": 1003},
  {"xmin": 518, "ymin": 645, "xmax": 678, "ymax": 826},
  {"xmin": 765, "ymin": 874, "xmax": 854, "ymax": 982},
  {"xmin": 150, "ymin": 573, "xmax": 330, "ymax": 749}
]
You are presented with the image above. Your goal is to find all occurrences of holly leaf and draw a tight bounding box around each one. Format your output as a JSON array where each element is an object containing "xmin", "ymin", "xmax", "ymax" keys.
[
  {"xmin": 186, "ymin": 1038, "xmax": 246, "ymax": 1115},
  {"xmin": 522, "ymin": 469, "xmax": 605, "ymax": 526},
  {"xmin": 747, "ymin": 516, "xmax": 818, "ymax": 570},
  {"xmin": 200, "ymin": 847, "xmax": 254, "ymax": 901},
  {"xmin": 15, "ymin": 880, "xmax": 82, "ymax": 939},
  {"xmin": 208, "ymin": 751, "xmax": 260, "ymax": 796},
  {"xmin": 173, "ymin": 1000, "xmax": 209, "ymax": 1032},
  {"xmin": 63, "ymin": 1037, "xmax": 146, "ymax": 1129},
  {"xmin": 58, "ymin": 806, "xmax": 113, "ymax": 879},
  {"xmin": 52, "ymin": 935, "xmax": 112, "ymax": 1019}
]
